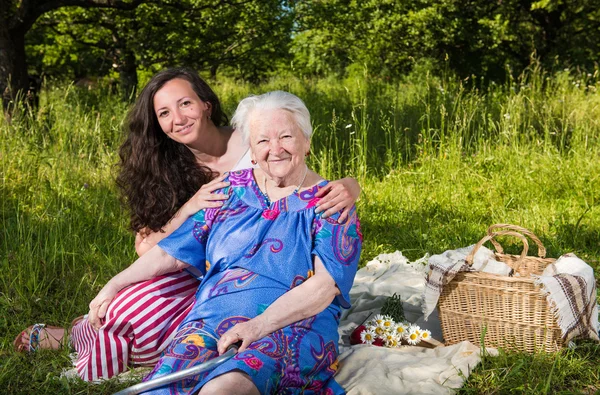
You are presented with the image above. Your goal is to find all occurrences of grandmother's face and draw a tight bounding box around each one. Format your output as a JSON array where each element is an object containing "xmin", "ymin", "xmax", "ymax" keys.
[{"xmin": 249, "ymin": 109, "xmax": 310, "ymax": 183}]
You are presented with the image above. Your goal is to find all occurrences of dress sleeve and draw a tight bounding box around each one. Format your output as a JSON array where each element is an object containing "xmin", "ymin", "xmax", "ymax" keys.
[
  {"xmin": 157, "ymin": 207, "xmax": 219, "ymax": 275},
  {"xmin": 311, "ymin": 207, "xmax": 362, "ymax": 308}
]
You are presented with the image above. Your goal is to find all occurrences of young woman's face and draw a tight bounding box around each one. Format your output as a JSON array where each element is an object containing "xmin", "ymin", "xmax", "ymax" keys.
[
  {"xmin": 153, "ymin": 78, "xmax": 212, "ymax": 146},
  {"xmin": 249, "ymin": 108, "xmax": 310, "ymax": 185}
]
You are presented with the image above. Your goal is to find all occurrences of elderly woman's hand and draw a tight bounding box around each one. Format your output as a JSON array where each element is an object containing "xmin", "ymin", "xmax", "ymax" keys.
[
  {"xmin": 88, "ymin": 282, "xmax": 120, "ymax": 330},
  {"xmin": 216, "ymin": 318, "xmax": 268, "ymax": 355},
  {"xmin": 315, "ymin": 177, "xmax": 361, "ymax": 223}
]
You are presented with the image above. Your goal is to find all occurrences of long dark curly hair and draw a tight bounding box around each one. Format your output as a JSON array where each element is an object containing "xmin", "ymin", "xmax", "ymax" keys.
[{"xmin": 117, "ymin": 68, "xmax": 228, "ymax": 233}]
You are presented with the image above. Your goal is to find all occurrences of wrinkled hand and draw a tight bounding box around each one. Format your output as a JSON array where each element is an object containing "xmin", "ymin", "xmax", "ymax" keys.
[
  {"xmin": 88, "ymin": 282, "xmax": 120, "ymax": 330},
  {"xmin": 186, "ymin": 173, "xmax": 231, "ymax": 214},
  {"xmin": 216, "ymin": 318, "xmax": 267, "ymax": 355},
  {"xmin": 315, "ymin": 177, "xmax": 360, "ymax": 223}
]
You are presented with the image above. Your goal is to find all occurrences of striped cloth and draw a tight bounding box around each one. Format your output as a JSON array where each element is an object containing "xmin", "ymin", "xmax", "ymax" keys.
[
  {"xmin": 70, "ymin": 271, "xmax": 199, "ymax": 381},
  {"xmin": 534, "ymin": 253, "xmax": 600, "ymax": 342}
]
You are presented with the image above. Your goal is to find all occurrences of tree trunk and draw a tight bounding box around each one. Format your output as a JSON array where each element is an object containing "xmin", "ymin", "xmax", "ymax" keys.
[
  {"xmin": 118, "ymin": 47, "xmax": 138, "ymax": 101},
  {"xmin": 210, "ymin": 63, "xmax": 219, "ymax": 79},
  {"xmin": 0, "ymin": 25, "xmax": 30, "ymax": 112}
]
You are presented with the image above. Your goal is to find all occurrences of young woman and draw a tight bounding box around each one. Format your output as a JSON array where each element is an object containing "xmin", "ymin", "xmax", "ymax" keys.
[{"xmin": 14, "ymin": 68, "xmax": 360, "ymax": 381}]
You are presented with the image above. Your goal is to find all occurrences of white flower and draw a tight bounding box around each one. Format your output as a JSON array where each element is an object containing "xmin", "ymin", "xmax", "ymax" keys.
[
  {"xmin": 382, "ymin": 317, "xmax": 395, "ymax": 331},
  {"xmin": 372, "ymin": 314, "xmax": 386, "ymax": 327},
  {"xmin": 420, "ymin": 329, "xmax": 432, "ymax": 342},
  {"xmin": 345, "ymin": 124, "xmax": 353, "ymax": 129},
  {"xmin": 503, "ymin": 113, "xmax": 510, "ymax": 120},
  {"xmin": 374, "ymin": 326, "xmax": 386, "ymax": 337},
  {"xmin": 393, "ymin": 322, "xmax": 409, "ymax": 339},
  {"xmin": 360, "ymin": 328, "xmax": 377, "ymax": 345},
  {"xmin": 409, "ymin": 325, "xmax": 422, "ymax": 337},
  {"xmin": 407, "ymin": 327, "xmax": 421, "ymax": 345},
  {"xmin": 384, "ymin": 333, "xmax": 400, "ymax": 347}
]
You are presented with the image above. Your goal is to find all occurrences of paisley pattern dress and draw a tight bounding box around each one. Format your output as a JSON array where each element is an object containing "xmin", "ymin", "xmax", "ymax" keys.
[{"xmin": 143, "ymin": 168, "xmax": 362, "ymax": 394}]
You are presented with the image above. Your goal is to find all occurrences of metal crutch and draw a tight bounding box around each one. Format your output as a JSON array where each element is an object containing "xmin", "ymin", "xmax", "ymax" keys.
[{"xmin": 113, "ymin": 342, "xmax": 240, "ymax": 395}]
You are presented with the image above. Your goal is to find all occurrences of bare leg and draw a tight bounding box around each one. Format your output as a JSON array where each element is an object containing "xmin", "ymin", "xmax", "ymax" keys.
[
  {"xmin": 14, "ymin": 316, "xmax": 84, "ymax": 352},
  {"xmin": 198, "ymin": 371, "xmax": 260, "ymax": 395},
  {"xmin": 13, "ymin": 325, "xmax": 66, "ymax": 351}
]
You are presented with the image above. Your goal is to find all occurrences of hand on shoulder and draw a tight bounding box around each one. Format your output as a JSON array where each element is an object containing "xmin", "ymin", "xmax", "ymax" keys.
[{"xmin": 314, "ymin": 177, "xmax": 361, "ymax": 223}]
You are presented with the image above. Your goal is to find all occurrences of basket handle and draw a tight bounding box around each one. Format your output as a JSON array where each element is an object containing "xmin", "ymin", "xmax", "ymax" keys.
[
  {"xmin": 486, "ymin": 224, "xmax": 546, "ymax": 258},
  {"xmin": 465, "ymin": 230, "xmax": 529, "ymax": 271}
]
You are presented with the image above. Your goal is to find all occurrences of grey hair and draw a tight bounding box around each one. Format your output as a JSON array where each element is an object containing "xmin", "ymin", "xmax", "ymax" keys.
[{"xmin": 231, "ymin": 90, "xmax": 312, "ymax": 143}]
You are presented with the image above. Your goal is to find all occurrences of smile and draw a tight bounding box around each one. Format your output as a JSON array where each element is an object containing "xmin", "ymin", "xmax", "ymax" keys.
[{"xmin": 175, "ymin": 123, "xmax": 193, "ymax": 134}]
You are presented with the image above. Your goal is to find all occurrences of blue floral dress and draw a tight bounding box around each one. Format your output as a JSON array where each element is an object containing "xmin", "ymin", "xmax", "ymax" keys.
[{"xmin": 143, "ymin": 168, "xmax": 362, "ymax": 394}]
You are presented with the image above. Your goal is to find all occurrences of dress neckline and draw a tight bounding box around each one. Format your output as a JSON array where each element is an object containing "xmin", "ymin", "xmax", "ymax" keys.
[{"xmin": 243, "ymin": 168, "xmax": 328, "ymax": 211}]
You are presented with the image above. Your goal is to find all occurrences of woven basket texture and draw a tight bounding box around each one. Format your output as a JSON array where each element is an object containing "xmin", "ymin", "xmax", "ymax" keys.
[{"xmin": 438, "ymin": 224, "xmax": 562, "ymax": 353}]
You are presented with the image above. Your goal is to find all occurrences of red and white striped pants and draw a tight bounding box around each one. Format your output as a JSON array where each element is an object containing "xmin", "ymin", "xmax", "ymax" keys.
[{"xmin": 70, "ymin": 271, "xmax": 200, "ymax": 381}]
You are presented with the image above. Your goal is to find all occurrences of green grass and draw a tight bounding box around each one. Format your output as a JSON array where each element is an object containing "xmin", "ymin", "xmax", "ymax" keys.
[{"xmin": 1, "ymin": 66, "xmax": 599, "ymax": 394}]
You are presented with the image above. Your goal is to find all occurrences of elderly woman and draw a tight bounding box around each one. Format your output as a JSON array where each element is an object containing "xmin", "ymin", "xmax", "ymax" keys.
[{"xmin": 88, "ymin": 91, "xmax": 362, "ymax": 394}]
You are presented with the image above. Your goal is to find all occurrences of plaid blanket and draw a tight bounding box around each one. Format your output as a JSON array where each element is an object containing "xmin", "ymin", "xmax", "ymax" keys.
[
  {"xmin": 534, "ymin": 253, "xmax": 600, "ymax": 342},
  {"xmin": 422, "ymin": 245, "xmax": 513, "ymax": 320}
]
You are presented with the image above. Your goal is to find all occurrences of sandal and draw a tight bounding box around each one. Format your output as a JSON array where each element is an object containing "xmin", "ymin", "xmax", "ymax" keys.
[{"xmin": 13, "ymin": 323, "xmax": 67, "ymax": 352}]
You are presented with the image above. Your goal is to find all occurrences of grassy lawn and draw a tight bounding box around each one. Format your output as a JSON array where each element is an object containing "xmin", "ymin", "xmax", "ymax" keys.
[{"xmin": 1, "ymin": 69, "xmax": 599, "ymax": 393}]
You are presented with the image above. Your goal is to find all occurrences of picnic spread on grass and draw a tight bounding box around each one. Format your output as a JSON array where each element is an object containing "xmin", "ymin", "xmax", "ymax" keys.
[
  {"xmin": 335, "ymin": 224, "xmax": 598, "ymax": 394},
  {"xmin": 62, "ymin": 225, "xmax": 599, "ymax": 394}
]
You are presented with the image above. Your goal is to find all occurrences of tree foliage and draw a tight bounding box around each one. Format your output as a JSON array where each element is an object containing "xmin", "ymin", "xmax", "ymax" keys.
[
  {"xmin": 26, "ymin": 0, "xmax": 294, "ymax": 94},
  {"xmin": 1, "ymin": 0, "xmax": 293, "ymax": 110},
  {"xmin": 292, "ymin": 0, "xmax": 600, "ymax": 81},
  {"xmin": 2, "ymin": 0, "xmax": 599, "ymax": 109}
]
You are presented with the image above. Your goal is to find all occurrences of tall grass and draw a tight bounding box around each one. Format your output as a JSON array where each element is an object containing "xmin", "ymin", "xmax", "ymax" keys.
[
  {"xmin": 207, "ymin": 63, "xmax": 600, "ymax": 182},
  {"xmin": 1, "ymin": 66, "xmax": 599, "ymax": 394}
]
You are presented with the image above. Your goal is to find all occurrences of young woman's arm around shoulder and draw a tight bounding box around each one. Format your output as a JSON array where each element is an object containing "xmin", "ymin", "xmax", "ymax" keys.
[
  {"xmin": 315, "ymin": 177, "xmax": 361, "ymax": 223},
  {"xmin": 135, "ymin": 173, "xmax": 230, "ymax": 256}
]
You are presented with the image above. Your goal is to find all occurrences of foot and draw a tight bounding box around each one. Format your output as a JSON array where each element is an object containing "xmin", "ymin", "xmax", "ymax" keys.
[{"xmin": 14, "ymin": 324, "xmax": 67, "ymax": 352}]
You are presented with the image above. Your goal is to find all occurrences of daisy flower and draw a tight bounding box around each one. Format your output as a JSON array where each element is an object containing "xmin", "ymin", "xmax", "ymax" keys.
[
  {"xmin": 366, "ymin": 323, "xmax": 385, "ymax": 338},
  {"xmin": 382, "ymin": 316, "xmax": 395, "ymax": 331},
  {"xmin": 360, "ymin": 328, "xmax": 377, "ymax": 345},
  {"xmin": 420, "ymin": 329, "xmax": 432, "ymax": 342},
  {"xmin": 409, "ymin": 325, "xmax": 422, "ymax": 337},
  {"xmin": 394, "ymin": 322, "xmax": 409, "ymax": 339},
  {"xmin": 407, "ymin": 327, "xmax": 421, "ymax": 345},
  {"xmin": 372, "ymin": 314, "xmax": 386, "ymax": 328},
  {"xmin": 383, "ymin": 333, "xmax": 399, "ymax": 347}
]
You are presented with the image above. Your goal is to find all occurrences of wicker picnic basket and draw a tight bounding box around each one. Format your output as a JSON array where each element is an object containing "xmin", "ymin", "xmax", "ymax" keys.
[{"xmin": 437, "ymin": 224, "xmax": 563, "ymax": 353}]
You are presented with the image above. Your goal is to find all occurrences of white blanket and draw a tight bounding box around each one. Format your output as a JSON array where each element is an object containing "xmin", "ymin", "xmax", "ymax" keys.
[{"xmin": 335, "ymin": 251, "xmax": 493, "ymax": 394}]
